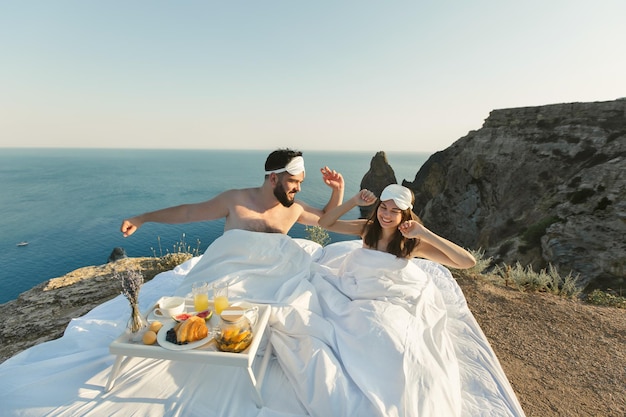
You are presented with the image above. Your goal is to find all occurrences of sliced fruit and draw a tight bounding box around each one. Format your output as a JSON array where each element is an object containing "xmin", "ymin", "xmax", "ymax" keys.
[
  {"xmin": 195, "ymin": 309, "xmax": 213, "ymax": 320},
  {"xmin": 173, "ymin": 313, "xmax": 194, "ymax": 322}
]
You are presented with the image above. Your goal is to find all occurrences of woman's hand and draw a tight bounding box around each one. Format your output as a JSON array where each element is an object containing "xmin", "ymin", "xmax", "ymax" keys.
[
  {"xmin": 398, "ymin": 220, "xmax": 426, "ymax": 239},
  {"xmin": 354, "ymin": 189, "xmax": 377, "ymax": 206}
]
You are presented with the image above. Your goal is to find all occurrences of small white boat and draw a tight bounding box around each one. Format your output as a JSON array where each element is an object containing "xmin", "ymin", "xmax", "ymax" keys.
[{"xmin": 17, "ymin": 241, "xmax": 29, "ymax": 247}]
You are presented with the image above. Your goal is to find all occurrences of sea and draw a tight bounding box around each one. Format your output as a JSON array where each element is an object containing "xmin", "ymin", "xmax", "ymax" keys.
[{"xmin": 0, "ymin": 148, "xmax": 430, "ymax": 304}]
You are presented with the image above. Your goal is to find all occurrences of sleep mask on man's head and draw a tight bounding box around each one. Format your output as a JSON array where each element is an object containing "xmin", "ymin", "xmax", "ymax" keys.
[
  {"xmin": 264, "ymin": 156, "xmax": 305, "ymax": 175},
  {"xmin": 380, "ymin": 184, "xmax": 413, "ymax": 210}
]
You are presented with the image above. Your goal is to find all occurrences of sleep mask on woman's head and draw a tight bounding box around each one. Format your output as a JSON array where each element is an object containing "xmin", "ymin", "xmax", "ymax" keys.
[
  {"xmin": 380, "ymin": 184, "xmax": 413, "ymax": 210},
  {"xmin": 264, "ymin": 156, "xmax": 305, "ymax": 175}
]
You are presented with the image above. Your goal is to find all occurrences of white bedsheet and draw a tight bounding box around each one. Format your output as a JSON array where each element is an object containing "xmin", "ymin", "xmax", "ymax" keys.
[{"xmin": 0, "ymin": 230, "xmax": 525, "ymax": 417}]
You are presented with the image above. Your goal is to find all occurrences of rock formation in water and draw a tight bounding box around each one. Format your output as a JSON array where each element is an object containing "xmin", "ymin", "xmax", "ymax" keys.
[
  {"xmin": 359, "ymin": 151, "xmax": 398, "ymax": 218},
  {"xmin": 402, "ymin": 99, "xmax": 626, "ymax": 291}
]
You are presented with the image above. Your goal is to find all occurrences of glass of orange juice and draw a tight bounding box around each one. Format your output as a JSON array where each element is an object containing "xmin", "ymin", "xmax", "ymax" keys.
[
  {"xmin": 192, "ymin": 282, "xmax": 210, "ymax": 312},
  {"xmin": 213, "ymin": 281, "xmax": 229, "ymax": 315}
]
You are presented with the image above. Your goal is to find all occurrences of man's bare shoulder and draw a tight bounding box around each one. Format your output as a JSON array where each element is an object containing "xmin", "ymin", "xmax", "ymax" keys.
[
  {"xmin": 216, "ymin": 187, "xmax": 259, "ymax": 201},
  {"xmin": 193, "ymin": 188, "xmax": 258, "ymax": 214}
]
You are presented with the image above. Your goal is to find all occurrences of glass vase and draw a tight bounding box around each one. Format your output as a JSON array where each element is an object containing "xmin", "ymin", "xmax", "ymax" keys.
[{"xmin": 127, "ymin": 302, "xmax": 148, "ymax": 342}]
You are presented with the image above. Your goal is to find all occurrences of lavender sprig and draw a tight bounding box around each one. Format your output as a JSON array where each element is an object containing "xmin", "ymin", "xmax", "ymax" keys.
[
  {"xmin": 114, "ymin": 268, "xmax": 146, "ymax": 334},
  {"xmin": 114, "ymin": 268, "xmax": 144, "ymax": 305}
]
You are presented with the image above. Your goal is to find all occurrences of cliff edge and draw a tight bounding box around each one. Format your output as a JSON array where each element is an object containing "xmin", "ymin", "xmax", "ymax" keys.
[{"xmin": 403, "ymin": 99, "xmax": 626, "ymax": 291}]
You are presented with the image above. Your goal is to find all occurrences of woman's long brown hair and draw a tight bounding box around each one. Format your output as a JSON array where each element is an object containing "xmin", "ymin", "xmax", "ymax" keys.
[{"xmin": 361, "ymin": 201, "xmax": 422, "ymax": 258}]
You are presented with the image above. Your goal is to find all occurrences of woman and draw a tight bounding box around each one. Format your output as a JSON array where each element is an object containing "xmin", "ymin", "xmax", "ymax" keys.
[
  {"xmin": 317, "ymin": 184, "xmax": 472, "ymax": 416},
  {"xmin": 318, "ymin": 184, "xmax": 476, "ymax": 269}
]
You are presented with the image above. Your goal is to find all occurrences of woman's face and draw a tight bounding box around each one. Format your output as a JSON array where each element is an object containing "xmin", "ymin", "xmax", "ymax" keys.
[{"xmin": 377, "ymin": 200, "xmax": 403, "ymax": 230}]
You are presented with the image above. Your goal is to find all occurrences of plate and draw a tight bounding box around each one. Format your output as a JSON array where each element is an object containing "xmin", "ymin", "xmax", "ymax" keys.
[{"xmin": 156, "ymin": 319, "xmax": 214, "ymax": 351}]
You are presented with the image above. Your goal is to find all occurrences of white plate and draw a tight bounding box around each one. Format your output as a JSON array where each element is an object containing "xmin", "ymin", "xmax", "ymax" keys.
[{"xmin": 156, "ymin": 319, "xmax": 213, "ymax": 351}]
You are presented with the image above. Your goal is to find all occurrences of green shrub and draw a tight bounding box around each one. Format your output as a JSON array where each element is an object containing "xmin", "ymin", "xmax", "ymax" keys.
[
  {"xmin": 585, "ymin": 289, "xmax": 626, "ymax": 309},
  {"xmin": 151, "ymin": 233, "xmax": 201, "ymax": 258},
  {"xmin": 450, "ymin": 248, "xmax": 492, "ymax": 280},
  {"xmin": 305, "ymin": 225, "xmax": 331, "ymax": 246},
  {"xmin": 151, "ymin": 233, "xmax": 201, "ymax": 272},
  {"xmin": 548, "ymin": 265, "xmax": 583, "ymax": 298},
  {"xmin": 492, "ymin": 262, "xmax": 582, "ymax": 298},
  {"xmin": 156, "ymin": 252, "xmax": 193, "ymax": 272}
]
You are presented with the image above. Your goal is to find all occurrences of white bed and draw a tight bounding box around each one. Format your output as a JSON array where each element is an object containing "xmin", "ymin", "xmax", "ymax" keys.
[{"xmin": 0, "ymin": 230, "xmax": 525, "ymax": 417}]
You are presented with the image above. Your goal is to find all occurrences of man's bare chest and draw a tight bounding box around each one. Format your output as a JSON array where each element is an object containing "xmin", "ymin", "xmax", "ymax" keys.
[{"xmin": 227, "ymin": 204, "xmax": 300, "ymax": 234}]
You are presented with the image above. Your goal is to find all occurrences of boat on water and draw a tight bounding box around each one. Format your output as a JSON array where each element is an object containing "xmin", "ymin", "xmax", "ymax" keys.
[{"xmin": 17, "ymin": 241, "xmax": 29, "ymax": 247}]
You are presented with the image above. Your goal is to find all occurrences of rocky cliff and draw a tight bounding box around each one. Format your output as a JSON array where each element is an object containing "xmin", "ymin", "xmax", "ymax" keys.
[
  {"xmin": 0, "ymin": 256, "xmax": 185, "ymax": 363},
  {"xmin": 401, "ymin": 99, "xmax": 625, "ymax": 291}
]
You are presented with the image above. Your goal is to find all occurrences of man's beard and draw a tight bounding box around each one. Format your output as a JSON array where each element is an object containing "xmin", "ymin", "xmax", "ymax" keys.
[{"xmin": 274, "ymin": 182, "xmax": 295, "ymax": 207}]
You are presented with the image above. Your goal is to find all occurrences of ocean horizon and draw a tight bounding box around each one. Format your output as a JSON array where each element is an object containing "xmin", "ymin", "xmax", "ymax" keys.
[{"xmin": 0, "ymin": 148, "xmax": 430, "ymax": 304}]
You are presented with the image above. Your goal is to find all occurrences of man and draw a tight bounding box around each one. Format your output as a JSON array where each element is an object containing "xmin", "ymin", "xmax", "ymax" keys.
[{"xmin": 120, "ymin": 148, "xmax": 344, "ymax": 237}]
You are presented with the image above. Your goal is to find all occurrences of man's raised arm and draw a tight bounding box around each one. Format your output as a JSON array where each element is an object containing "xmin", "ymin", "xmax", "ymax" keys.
[{"xmin": 320, "ymin": 166, "xmax": 344, "ymax": 213}]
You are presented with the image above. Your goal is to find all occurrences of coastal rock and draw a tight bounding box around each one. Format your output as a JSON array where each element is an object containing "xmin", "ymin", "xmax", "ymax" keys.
[
  {"xmin": 403, "ymin": 99, "xmax": 626, "ymax": 291},
  {"xmin": 108, "ymin": 247, "xmax": 128, "ymax": 263},
  {"xmin": 0, "ymin": 258, "xmax": 165, "ymax": 363},
  {"xmin": 359, "ymin": 151, "xmax": 398, "ymax": 218}
]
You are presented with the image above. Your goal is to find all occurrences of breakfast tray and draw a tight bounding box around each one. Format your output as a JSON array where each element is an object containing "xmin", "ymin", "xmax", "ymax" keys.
[{"xmin": 106, "ymin": 302, "xmax": 272, "ymax": 407}]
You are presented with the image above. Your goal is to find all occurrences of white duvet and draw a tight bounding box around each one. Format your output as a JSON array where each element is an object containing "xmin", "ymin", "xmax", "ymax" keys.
[{"xmin": 0, "ymin": 230, "xmax": 525, "ymax": 417}]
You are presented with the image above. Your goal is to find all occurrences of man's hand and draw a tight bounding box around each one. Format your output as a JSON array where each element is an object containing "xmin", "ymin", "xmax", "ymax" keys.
[
  {"xmin": 320, "ymin": 166, "xmax": 344, "ymax": 192},
  {"xmin": 120, "ymin": 218, "xmax": 141, "ymax": 237}
]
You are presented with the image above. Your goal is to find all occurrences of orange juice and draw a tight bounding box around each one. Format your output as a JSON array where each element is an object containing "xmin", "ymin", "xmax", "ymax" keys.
[
  {"xmin": 194, "ymin": 293, "xmax": 209, "ymax": 312},
  {"xmin": 192, "ymin": 282, "xmax": 210, "ymax": 312},
  {"xmin": 214, "ymin": 296, "xmax": 229, "ymax": 315}
]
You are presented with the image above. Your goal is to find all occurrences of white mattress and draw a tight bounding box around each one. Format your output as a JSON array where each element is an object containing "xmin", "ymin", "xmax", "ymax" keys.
[{"xmin": 0, "ymin": 230, "xmax": 525, "ymax": 417}]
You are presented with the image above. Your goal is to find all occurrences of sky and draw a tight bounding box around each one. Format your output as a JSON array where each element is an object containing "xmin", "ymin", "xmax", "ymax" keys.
[{"xmin": 1, "ymin": 1, "xmax": 625, "ymax": 153}]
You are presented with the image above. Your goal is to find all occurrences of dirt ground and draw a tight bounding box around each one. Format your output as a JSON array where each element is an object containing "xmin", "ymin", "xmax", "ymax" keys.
[{"xmin": 455, "ymin": 276, "xmax": 626, "ymax": 417}]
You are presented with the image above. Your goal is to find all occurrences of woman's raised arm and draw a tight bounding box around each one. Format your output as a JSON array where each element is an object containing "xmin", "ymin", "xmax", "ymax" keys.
[{"xmin": 318, "ymin": 189, "xmax": 377, "ymax": 236}]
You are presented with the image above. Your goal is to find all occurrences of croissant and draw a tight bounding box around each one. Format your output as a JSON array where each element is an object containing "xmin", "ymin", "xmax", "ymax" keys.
[{"xmin": 175, "ymin": 315, "xmax": 208, "ymax": 343}]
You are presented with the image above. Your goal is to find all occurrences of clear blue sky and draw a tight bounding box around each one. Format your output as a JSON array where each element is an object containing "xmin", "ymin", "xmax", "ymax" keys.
[{"xmin": 1, "ymin": 1, "xmax": 624, "ymax": 153}]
